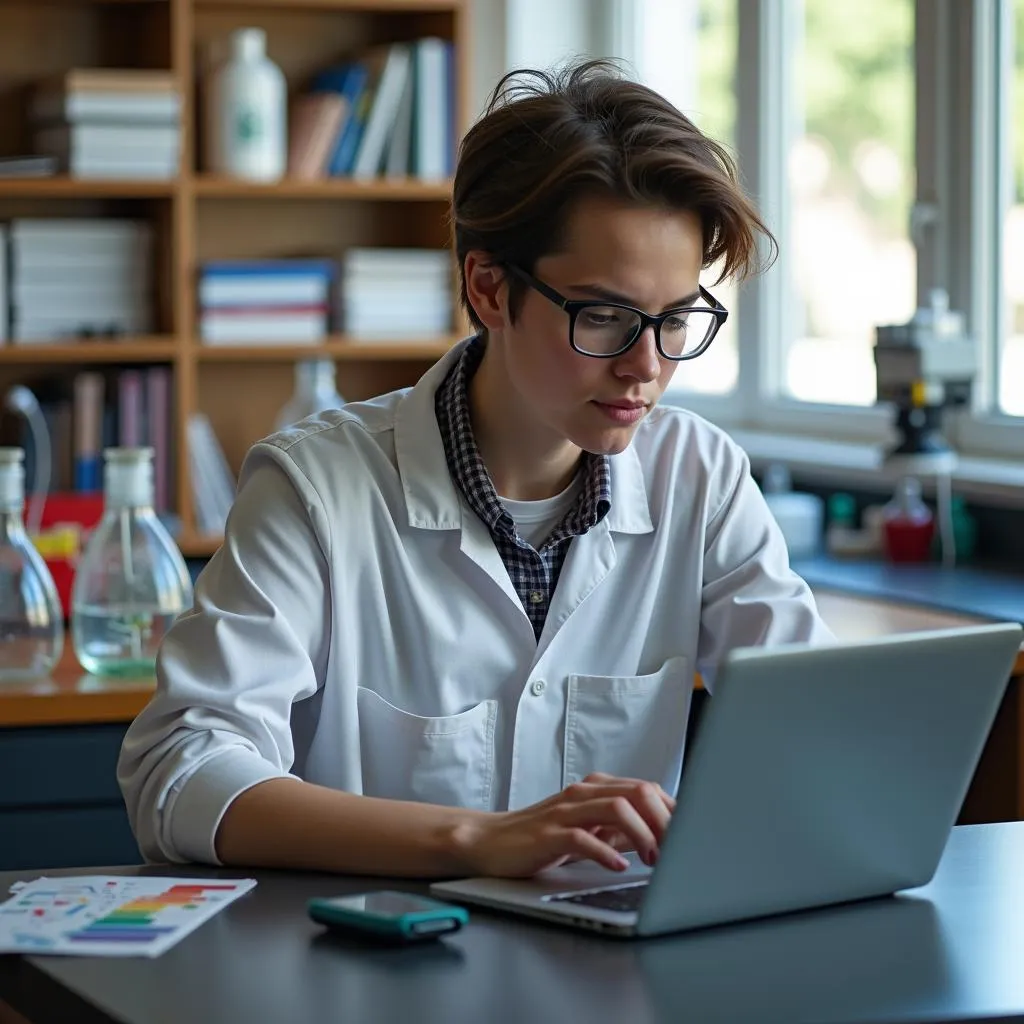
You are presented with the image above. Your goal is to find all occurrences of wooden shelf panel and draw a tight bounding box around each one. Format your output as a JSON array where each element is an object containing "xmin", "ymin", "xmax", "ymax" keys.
[
  {"xmin": 0, "ymin": 0, "xmax": 165, "ymax": 6},
  {"xmin": 0, "ymin": 177, "xmax": 176, "ymax": 199},
  {"xmin": 178, "ymin": 533, "xmax": 223, "ymax": 558},
  {"xmin": 194, "ymin": 0, "xmax": 461, "ymax": 10},
  {"xmin": 193, "ymin": 176, "xmax": 452, "ymax": 200},
  {"xmin": 194, "ymin": 336, "xmax": 457, "ymax": 361},
  {"xmin": 0, "ymin": 178, "xmax": 452, "ymax": 201},
  {"xmin": 0, "ymin": 339, "xmax": 178, "ymax": 363}
]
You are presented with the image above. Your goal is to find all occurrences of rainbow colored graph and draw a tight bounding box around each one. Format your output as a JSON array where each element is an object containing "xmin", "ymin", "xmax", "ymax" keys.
[
  {"xmin": 0, "ymin": 876, "xmax": 257, "ymax": 957},
  {"xmin": 66, "ymin": 883, "xmax": 243, "ymax": 944}
]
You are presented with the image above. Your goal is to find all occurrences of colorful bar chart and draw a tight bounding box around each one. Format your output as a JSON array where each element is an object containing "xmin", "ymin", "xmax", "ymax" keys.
[
  {"xmin": 0, "ymin": 876, "xmax": 257, "ymax": 957},
  {"xmin": 67, "ymin": 884, "xmax": 244, "ymax": 944}
]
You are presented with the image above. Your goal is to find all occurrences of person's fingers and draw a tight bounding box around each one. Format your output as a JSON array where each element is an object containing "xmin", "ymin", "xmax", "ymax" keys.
[
  {"xmin": 582, "ymin": 773, "xmax": 677, "ymax": 811},
  {"xmin": 552, "ymin": 826, "xmax": 629, "ymax": 872},
  {"xmin": 566, "ymin": 780, "xmax": 672, "ymax": 845},
  {"xmin": 559, "ymin": 797, "xmax": 658, "ymax": 865},
  {"xmin": 622, "ymin": 782, "xmax": 672, "ymax": 844},
  {"xmin": 586, "ymin": 827, "xmax": 634, "ymax": 858}
]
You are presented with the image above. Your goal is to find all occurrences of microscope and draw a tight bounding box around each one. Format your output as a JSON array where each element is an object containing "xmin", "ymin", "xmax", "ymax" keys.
[
  {"xmin": 873, "ymin": 288, "xmax": 975, "ymax": 565},
  {"xmin": 873, "ymin": 288, "xmax": 975, "ymax": 476}
]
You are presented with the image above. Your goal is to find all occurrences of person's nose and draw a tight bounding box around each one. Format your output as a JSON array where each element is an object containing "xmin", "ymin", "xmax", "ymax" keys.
[{"xmin": 614, "ymin": 325, "xmax": 661, "ymax": 383}]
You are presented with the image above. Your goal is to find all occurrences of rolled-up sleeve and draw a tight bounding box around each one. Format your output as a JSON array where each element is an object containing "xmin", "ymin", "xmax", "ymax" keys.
[
  {"xmin": 697, "ymin": 443, "xmax": 834, "ymax": 687},
  {"xmin": 117, "ymin": 443, "xmax": 332, "ymax": 864}
]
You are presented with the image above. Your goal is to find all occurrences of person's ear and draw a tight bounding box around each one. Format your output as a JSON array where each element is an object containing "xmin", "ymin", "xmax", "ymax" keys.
[{"xmin": 463, "ymin": 251, "xmax": 508, "ymax": 331}]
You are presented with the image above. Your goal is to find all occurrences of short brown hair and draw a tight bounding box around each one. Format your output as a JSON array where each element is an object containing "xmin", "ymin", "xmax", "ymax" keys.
[{"xmin": 451, "ymin": 59, "xmax": 775, "ymax": 332}]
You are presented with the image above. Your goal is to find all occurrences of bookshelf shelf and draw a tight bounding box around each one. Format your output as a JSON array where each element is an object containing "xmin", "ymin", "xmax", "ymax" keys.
[
  {"xmin": 194, "ymin": 336, "xmax": 457, "ymax": 361},
  {"xmin": 0, "ymin": 177, "xmax": 177, "ymax": 198},
  {"xmin": 194, "ymin": 0, "xmax": 462, "ymax": 10},
  {"xmin": 0, "ymin": 0, "xmax": 166, "ymax": 7},
  {"xmin": 193, "ymin": 176, "xmax": 452, "ymax": 200},
  {"xmin": 0, "ymin": 339, "xmax": 178, "ymax": 363}
]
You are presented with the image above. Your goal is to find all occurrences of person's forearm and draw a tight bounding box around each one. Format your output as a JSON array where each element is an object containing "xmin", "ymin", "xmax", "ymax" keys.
[{"xmin": 214, "ymin": 777, "xmax": 487, "ymax": 878}]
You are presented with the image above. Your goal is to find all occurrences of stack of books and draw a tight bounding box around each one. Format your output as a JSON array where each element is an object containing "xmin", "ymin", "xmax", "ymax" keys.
[
  {"xmin": 286, "ymin": 37, "xmax": 454, "ymax": 181},
  {"xmin": 5, "ymin": 219, "xmax": 153, "ymax": 343},
  {"xmin": 31, "ymin": 69, "xmax": 181, "ymax": 179},
  {"xmin": 198, "ymin": 259, "xmax": 335, "ymax": 345},
  {"xmin": 340, "ymin": 248, "xmax": 452, "ymax": 340},
  {"xmin": 0, "ymin": 156, "xmax": 57, "ymax": 179}
]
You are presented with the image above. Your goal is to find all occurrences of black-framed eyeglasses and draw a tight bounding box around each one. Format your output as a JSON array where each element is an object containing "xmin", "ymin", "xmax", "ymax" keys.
[{"xmin": 503, "ymin": 263, "xmax": 728, "ymax": 361}]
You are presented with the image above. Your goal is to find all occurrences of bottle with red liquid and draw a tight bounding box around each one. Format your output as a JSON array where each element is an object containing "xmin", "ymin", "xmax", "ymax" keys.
[{"xmin": 882, "ymin": 476, "xmax": 935, "ymax": 563}]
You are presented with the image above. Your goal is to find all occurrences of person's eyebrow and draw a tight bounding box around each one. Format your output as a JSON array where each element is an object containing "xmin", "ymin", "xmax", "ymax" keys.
[{"xmin": 568, "ymin": 283, "xmax": 701, "ymax": 310}]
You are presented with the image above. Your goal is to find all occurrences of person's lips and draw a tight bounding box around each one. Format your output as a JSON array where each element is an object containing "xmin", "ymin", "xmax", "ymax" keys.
[{"xmin": 592, "ymin": 399, "xmax": 648, "ymax": 424}]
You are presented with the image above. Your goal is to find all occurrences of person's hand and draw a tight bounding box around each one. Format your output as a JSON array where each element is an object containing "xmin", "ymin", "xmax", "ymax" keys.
[{"xmin": 453, "ymin": 772, "xmax": 675, "ymax": 879}]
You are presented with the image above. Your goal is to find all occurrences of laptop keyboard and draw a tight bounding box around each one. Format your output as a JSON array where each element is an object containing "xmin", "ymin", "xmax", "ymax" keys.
[{"xmin": 547, "ymin": 881, "xmax": 649, "ymax": 913}]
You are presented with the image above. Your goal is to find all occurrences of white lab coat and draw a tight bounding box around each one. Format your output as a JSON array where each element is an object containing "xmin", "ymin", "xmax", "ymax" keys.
[{"xmin": 118, "ymin": 341, "xmax": 833, "ymax": 864}]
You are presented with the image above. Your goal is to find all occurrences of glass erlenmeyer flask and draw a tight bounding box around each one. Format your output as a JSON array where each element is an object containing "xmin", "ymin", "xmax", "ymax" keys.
[
  {"xmin": 0, "ymin": 447, "xmax": 64, "ymax": 681},
  {"xmin": 71, "ymin": 448, "xmax": 193, "ymax": 677}
]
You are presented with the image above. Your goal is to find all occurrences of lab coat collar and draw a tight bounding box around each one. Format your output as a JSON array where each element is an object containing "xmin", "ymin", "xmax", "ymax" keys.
[
  {"xmin": 394, "ymin": 341, "xmax": 468, "ymax": 530},
  {"xmin": 393, "ymin": 338, "xmax": 653, "ymax": 535},
  {"xmin": 605, "ymin": 443, "xmax": 654, "ymax": 535}
]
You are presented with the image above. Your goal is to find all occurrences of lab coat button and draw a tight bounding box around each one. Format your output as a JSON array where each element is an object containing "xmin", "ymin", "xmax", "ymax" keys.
[{"xmin": 530, "ymin": 679, "xmax": 546, "ymax": 697}]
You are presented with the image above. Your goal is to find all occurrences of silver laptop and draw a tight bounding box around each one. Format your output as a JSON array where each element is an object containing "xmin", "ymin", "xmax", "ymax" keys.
[{"xmin": 431, "ymin": 622, "xmax": 1023, "ymax": 938}]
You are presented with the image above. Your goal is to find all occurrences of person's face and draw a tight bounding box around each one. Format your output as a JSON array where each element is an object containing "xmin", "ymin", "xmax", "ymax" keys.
[{"xmin": 471, "ymin": 196, "xmax": 705, "ymax": 457}]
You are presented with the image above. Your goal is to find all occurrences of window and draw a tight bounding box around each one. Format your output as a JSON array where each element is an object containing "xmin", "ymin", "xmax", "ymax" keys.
[
  {"xmin": 785, "ymin": 0, "xmax": 916, "ymax": 407},
  {"xmin": 1000, "ymin": 0, "xmax": 1024, "ymax": 416},
  {"xmin": 629, "ymin": 0, "xmax": 739, "ymax": 397},
  {"xmin": 615, "ymin": 0, "xmax": 1024, "ymax": 466}
]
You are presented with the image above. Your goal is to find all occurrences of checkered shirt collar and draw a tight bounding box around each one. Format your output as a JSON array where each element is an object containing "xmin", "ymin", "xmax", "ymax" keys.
[{"xmin": 435, "ymin": 336, "xmax": 611, "ymax": 543}]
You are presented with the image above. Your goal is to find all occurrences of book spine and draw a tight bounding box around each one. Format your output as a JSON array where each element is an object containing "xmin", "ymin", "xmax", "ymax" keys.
[{"xmin": 73, "ymin": 372, "xmax": 104, "ymax": 492}]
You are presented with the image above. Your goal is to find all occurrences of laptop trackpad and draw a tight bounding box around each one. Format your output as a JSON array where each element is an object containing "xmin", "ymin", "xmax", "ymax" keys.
[
  {"xmin": 532, "ymin": 854, "xmax": 652, "ymax": 894},
  {"xmin": 434, "ymin": 854, "xmax": 653, "ymax": 904}
]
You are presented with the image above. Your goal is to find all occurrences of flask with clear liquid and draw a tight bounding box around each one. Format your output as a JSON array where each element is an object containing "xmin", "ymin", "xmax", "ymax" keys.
[
  {"xmin": 0, "ymin": 448, "xmax": 64, "ymax": 681},
  {"xmin": 71, "ymin": 448, "xmax": 193, "ymax": 677},
  {"xmin": 274, "ymin": 359, "xmax": 345, "ymax": 430}
]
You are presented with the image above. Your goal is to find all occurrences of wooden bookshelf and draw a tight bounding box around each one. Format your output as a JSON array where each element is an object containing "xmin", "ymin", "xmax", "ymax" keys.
[
  {"xmin": 193, "ymin": 335, "xmax": 457, "ymax": 361},
  {"xmin": 192, "ymin": 175, "xmax": 453, "ymax": 199},
  {"xmin": 0, "ymin": 0, "xmax": 470, "ymax": 548},
  {"xmin": 0, "ymin": 177, "xmax": 177, "ymax": 198},
  {"xmin": 194, "ymin": 0, "xmax": 462, "ymax": 10},
  {"xmin": 0, "ymin": 338, "xmax": 178, "ymax": 363}
]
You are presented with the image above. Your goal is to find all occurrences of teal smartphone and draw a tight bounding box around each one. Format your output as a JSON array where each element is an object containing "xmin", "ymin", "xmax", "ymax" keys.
[{"xmin": 307, "ymin": 891, "xmax": 469, "ymax": 943}]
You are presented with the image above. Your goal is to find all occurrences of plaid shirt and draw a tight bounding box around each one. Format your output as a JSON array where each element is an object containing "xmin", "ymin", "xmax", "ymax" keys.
[{"xmin": 435, "ymin": 337, "xmax": 611, "ymax": 639}]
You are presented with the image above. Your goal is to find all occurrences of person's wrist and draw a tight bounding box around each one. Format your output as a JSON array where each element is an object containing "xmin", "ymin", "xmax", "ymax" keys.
[{"xmin": 444, "ymin": 809, "xmax": 501, "ymax": 877}]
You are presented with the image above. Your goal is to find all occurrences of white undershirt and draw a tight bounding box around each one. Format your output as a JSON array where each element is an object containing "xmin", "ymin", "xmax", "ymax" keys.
[{"xmin": 499, "ymin": 473, "xmax": 584, "ymax": 549}]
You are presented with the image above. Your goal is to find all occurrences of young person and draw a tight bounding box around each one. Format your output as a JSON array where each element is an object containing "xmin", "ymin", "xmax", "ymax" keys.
[{"xmin": 119, "ymin": 60, "xmax": 833, "ymax": 879}]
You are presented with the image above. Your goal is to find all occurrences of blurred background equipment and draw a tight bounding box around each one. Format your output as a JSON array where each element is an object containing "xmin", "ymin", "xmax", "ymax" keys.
[
  {"xmin": 274, "ymin": 359, "xmax": 346, "ymax": 431},
  {"xmin": 874, "ymin": 288, "xmax": 976, "ymax": 567},
  {"xmin": 874, "ymin": 288, "xmax": 975, "ymax": 471}
]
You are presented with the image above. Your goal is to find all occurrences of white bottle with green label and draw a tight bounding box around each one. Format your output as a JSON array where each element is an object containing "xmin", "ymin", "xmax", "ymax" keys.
[{"xmin": 206, "ymin": 27, "xmax": 287, "ymax": 180}]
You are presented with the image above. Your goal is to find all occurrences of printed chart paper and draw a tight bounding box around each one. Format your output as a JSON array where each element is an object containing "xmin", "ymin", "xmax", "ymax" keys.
[{"xmin": 0, "ymin": 875, "xmax": 257, "ymax": 957}]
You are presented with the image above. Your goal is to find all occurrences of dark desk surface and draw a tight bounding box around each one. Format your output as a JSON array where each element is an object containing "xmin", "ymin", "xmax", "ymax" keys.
[
  {"xmin": 2, "ymin": 822, "xmax": 1024, "ymax": 1024},
  {"xmin": 793, "ymin": 554, "xmax": 1024, "ymax": 626}
]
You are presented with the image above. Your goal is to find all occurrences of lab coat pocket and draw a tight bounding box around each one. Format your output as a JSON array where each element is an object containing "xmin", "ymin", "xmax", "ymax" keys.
[
  {"xmin": 356, "ymin": 687, "xmax": 498, "ymax": 811},
  {"xmin": 563, "ymin": 656, "xmax": 692, "ymax": 794}
]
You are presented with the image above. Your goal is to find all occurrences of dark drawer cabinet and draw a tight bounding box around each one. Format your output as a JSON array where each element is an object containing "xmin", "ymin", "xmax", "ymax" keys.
[{"xmin": 0, "ymin": 724, "xmax": 142, "ymax": 871}]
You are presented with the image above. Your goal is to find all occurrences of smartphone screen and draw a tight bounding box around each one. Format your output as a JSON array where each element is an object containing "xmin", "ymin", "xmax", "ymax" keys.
[{"xmin": 318, "ymin": 891, "xmax": 451, "ymax": 917}]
